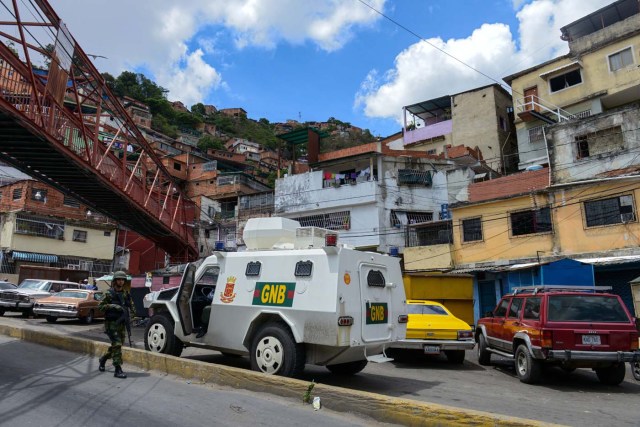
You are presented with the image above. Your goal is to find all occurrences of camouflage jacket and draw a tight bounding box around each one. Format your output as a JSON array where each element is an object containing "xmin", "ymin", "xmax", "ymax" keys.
[{"xmin": 99, "ymin": 289, "xmax": 136, "ymax": 321}]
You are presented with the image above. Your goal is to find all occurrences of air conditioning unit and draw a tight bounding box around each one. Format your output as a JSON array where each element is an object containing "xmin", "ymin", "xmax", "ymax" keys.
[{"xmin": 79, "ymin": 261, "xmax": 93, "ymax": 271}]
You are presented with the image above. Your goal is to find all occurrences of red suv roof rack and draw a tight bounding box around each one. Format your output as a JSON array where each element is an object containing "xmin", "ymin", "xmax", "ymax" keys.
[{"xmin": 511, "ymin": 285, "xmax": 612, "ymax": 295}]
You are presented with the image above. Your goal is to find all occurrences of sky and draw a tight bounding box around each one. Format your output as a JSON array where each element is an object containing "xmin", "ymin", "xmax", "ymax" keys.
[{"xmin": 48, "ymin": 0, "xmax": 615, "ymax": 138}]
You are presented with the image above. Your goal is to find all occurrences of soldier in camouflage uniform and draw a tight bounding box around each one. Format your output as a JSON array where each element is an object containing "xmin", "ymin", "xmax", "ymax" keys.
[{"xmin": 98, "ymin": 271, "xmax": 136, "ymax": 378}]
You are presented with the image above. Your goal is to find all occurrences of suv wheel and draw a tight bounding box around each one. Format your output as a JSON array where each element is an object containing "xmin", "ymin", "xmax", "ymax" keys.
[
  {"xmin": 595, "ymin": 363, "xmax": 626, "ymax": 385},
  {"xmin": 477, "ymin": 334, "xmax": 491, "ymax": 366},
  {"xmin": 515, "ymin": 344, "xmax": 542, "ymax": 384}
]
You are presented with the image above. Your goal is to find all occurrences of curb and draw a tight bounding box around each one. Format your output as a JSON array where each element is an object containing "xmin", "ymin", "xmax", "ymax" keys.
[{"xmin": 0, "ymin": 324, "xmax": 563, "ymax": 427}]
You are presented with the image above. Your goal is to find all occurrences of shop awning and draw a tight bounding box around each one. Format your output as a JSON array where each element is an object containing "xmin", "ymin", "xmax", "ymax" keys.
[{"xmin": 11, "ymin": 251, "xmax": 58, "ymax": 263}]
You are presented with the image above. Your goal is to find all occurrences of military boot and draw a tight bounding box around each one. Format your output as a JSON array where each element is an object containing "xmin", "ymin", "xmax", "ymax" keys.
[
  {"xmin": 114, "ymin": 365, "xmax": 127, "ymax": 379},
  {"xmin": 98, "ymin": 356, "xmax": 108, "ymax": 372}
]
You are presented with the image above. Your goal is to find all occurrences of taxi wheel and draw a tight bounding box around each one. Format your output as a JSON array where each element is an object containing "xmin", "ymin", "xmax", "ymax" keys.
[
  {"xmin": 82, "ymin": 310, "xmax": 94, "ymax": 324},
  {"xmin": 0, "ymin": 308, "xmax": 5, "ymax": 317},
  {"xmin": 45, "ymin": 316, "xmax": 57, "ymax": 323},
  {"xmin": 515, "ymin": 344, "xmax": 541, "ymax": 384},
  {"xmin": 595, "ymin": 363, "xmax": 626, "ymax": 385},
  {"xmin": 21, "ymin": 310, "xmax": 31, "ymax": 318},
  {"xmin": 326, "ymin": 360, "xmax": 368, "ymax": 375},
  {"xmin": 445, "ymin": 350, "xmax": 465, "ymax": 364},
  {"xmin": 477, "ymin": 334, "xmax": 491, "ymax": 366},
  {"xmin": 144, "ymin": 313, "xmax": 183, "ymax": 357},
  {"xmin": 250, "ymin": 323, "xmax": 305, "ymax": 377},
  {"xmin": 632, "ymin": 361, "xmax": 640, "ymax": 381}
]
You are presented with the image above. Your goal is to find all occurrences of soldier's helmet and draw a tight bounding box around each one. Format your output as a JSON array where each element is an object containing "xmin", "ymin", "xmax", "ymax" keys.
[{"xmin": 111, "ymin": 271, "xmax": 131, "ymax": 291}]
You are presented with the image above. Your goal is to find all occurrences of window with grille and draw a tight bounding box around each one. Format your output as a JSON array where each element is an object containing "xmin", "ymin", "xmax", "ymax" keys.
[
  {"xmin": 408, "ymin": 221, "xmax": 453, "ymax": 246},
  {"xmin": 295, "ymin": 261, "xmax": 313, "ymax": 277},
  {"xmin": 367, "ymin": 270, "xmax": 385, "ymax": 287},
  {"xmin": 549, "ymin": 68, "xmax": 582, "ymax": 92},
  {"xmin": 391, "ymin": 211, "xmax": 433, "ymax": 228},
  {"xmin": 294, "ymin": 211, "xmax": 350, "ymax": 230},
  {"xmin": 397, "ymin": 169, "xmax": 431, "ymax": 186},
  {"xmin": 246, "ymin": 261, "xmax": 261, "ymax": 276},
  {"xmin": 12, "ymin": 188, "xmax": 22, "ymax": 200},
  {"xmin": 63, "ymin": 196, "xmax": 80, "ymax": 208},
  {"xmin": 574, "ymin": 126, "xmax": 623, "ymax": 159},
  {"xmin": 584, "ymin": 195, "xmax": 635, "ymax": 227},
  {"xmin": 510, "ymin": 207, "xmax": 552, "ymax": 236},
  {"xmin": 528, "ymin": 126, "xmax": 545, "ymax": 143},
  {"xmin": 15, "ymin": 213, "xmax": 64, "ymax": 239},
  {"xmin": 72, "ymin": 230, "xmax": 87, "ymax": 242},
  {"xmin": 31, "ymin": 189, "xmax": 47, "ymax": 202},
  {"xmin": 609, "ymin": 47, "xmax": 633, "ymax": 71},
  {"xmin": 462, "ymin": 217, "xmax": 482, "ymax": 242}
]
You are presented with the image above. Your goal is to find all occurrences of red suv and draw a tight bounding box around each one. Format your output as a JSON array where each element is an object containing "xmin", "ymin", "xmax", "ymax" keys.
[{"xmin": 476, "ymin": 286, "xmax": 640, "ymax": 385}]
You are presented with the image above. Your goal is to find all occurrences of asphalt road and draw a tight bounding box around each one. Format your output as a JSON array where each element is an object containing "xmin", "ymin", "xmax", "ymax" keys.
[
  {"xmin": 0, "ymin": 334, "xmax": 397, "ymax": 427},
  {"xmin": 3, "ymin": 313, "xmax": 640, "ymax": 426}
]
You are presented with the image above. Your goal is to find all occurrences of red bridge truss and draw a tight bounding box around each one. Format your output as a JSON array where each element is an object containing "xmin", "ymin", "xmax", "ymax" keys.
[{"xmin": 0, "ymin": 0, "xmax": 197, "ymax": 260}]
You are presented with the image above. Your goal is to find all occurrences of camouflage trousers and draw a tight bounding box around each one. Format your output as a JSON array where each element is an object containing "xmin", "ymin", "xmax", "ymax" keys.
[{"xmin": 103, "ymin": 321, "xmax": 126, "ymax": 366}]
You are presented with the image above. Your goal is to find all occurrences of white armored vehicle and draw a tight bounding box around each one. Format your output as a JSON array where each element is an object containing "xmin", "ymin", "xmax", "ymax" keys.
[{"xmin": 143, "ymin": 217, "xmax": 408, "ymax": 377}]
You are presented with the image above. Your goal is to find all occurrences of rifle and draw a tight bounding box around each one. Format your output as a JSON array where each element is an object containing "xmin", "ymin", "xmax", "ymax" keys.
[{"xmin": 114, "ymin": 292, "xmax": 133, "ymax": 348}]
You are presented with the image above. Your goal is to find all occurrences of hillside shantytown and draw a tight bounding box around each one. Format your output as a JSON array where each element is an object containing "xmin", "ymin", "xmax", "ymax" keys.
[{"xmin": 1, "ymin": 0, "xmax": 640, "ymax": 327}]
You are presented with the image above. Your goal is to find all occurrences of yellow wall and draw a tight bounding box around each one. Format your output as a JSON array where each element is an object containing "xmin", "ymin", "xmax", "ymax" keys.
[
  {"xmin": 403, "ymin": 244, "xmax": 453, "ymax": 271},
  {"xmin": 452, "ymin": 194, "xmax": 554, "ymax": 265},
  {"xmin": 403, "ymin": 273, "xmax": 474, "ymax": 325}
]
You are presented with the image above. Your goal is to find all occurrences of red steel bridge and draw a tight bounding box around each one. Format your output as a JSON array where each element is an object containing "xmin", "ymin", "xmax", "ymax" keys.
[{"xmin": 0, "ymin": 0, "xmax": 197, "ymax": 260}]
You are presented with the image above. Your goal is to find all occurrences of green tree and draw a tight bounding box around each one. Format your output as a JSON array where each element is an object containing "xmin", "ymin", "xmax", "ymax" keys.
[
  {"xmin": 198, "ymin": 135, "xmax": 225, "ymax": 151},
  {"xmin": 191, "ymin": 103, "xmax": 206, "ymax": 116}
]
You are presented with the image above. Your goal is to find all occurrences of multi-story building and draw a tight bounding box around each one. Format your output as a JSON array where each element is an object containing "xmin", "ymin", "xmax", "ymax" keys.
[
  {"xmin": 503, "ymin": 0, "xmax": 640, "ymax": 170},
  {"xmin": 401, "ymin": 84, "xmax": 518, "ymax": 174}
]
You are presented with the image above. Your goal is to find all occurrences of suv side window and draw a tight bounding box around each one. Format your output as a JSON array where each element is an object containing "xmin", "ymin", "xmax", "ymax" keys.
[
  {"xmin": 494, "ymin": 298, "xmax": 509, "ymax": 317},
  {"xmin": 508, "ymin": 298, "xmax": 524, "ymax": 318},
  {"xmin": 523, "ymin": 297, "xmax": 541, "ymax": 320}
]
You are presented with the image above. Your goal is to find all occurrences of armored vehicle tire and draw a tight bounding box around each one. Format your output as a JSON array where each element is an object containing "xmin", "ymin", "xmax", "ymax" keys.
[
  {"xmin": 45, "ymin": 316, "xmax": 57, "ymax": 323},
  {"xmin": 445, "ymin": 350, "xmax": 466, "ymax": 364},
  {"xmin": 326, "ymin": 360, "xmax": 368, "ymax": 375},
  {"xmin": 144, "ymin": 313, "xmax": 184, "ymax": 357},
  {"xmin": 515, "ymin": 344, "xmax": 542, "ymax": 384},
  {"xmin": 82, "ymin": 310, "xmax": 94, "ymax": 324},
  {"xmin": 595, "ymin": 363, "xmax": 626, "ymax": 385},
  {"xmin": 477, "ymin": 334, "xmax": 491, "ymax": 366},
  {"xmin": 250, "ymin": 323, "xmax": 305, "ymax": 377}
]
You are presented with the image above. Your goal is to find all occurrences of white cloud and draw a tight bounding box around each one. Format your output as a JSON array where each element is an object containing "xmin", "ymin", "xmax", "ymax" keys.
[
  {"xmin": 52, "ymin": 0, "xmax": 387, "ymax": 106},
  {"xmin": 356, "ymin": 0, "xmax": 614, "ymax": 123}
]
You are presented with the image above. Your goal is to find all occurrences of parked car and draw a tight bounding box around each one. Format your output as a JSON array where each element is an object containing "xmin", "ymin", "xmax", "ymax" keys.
[
  {"xmin": 0, "ymin": 279, "xmax": 82, "ymax": 317},
  {"xmin": 0, "ymin": 281, "xmax": 17, "ymax": 290},
  {"xmin": 33, "ymin": 289, "xmax": 105, "ymax": 323},
  {"xmin": 390, "ymin": 300, "xmax": 474, "ymax": 364},
  {"xmin": 476, "ymin": 286, "xmax": 640, "ymax": 385}
]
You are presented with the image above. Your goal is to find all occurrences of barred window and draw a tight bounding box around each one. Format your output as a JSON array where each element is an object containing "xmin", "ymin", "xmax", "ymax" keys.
[
  {"xmin": 584, "ymin": 195, "xmax": 635, "ymax": 227},
  {"xmin": 367, "ymin": 270, "xmax": 385, "ymax": 287},
  {"xmin": 397, "ymin": 169, "xmax": 431, "ymax": 186},
  {"xmin": 408, "ymin": 221, "xmax": 453, "ymax": 247},
  {"xmin": 462, "ymin": 217, "xmax": 482, "ymax": 242},
  {"xmin": 72, "ymin": 230, "xmax": 87, "ymax": 243},
  {"xmin": 63, "ymin": 196, "xmax": 80, "ymax": 208},
  {"xmin": 391, "ymin": 211, "xmax": 433, "ymax": 228},
  {"xmin": 295, "ymin": 261, "xmax": 313, "ymax": 277},
  {"xmin": 294, "ymin": 211, "xmax": 350, "ymax": 231},
  {"xmin": 510, "ymin": 208, "xmax": 552, "ymax": 236},
  {"xmin": 12, "ymin": 188, "xmax": 22, "ymax": 200},
  {"xmin": 528, "ymin": 126, "xmax": 545, "ymax": 143},
  {"xmin": 246, "ymin": 261, "xmax": 261, "ymax": 276},
  {"xmin": 15, "ymin": 213, "xmax": 64, "ymax": 239}
]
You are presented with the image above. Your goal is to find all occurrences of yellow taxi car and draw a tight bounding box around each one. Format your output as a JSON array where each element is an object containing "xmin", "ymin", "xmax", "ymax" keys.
[{"xmin": 391, "ymin": 300, "xmax": 475, "ymax": 363}]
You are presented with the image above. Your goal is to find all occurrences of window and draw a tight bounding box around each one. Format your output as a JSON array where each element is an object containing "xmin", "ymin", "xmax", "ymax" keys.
[
  {"xmin": 103, "ymin": 231, "xmax": 111, "ymax": 237},
  {"xmin": 173, "ymin": 162, "xmax": 182, "ymax": 171},
  {"xmin": 528, "ymin": 125, "xmax": 545, "ymax": 143},
  {"xmin": 547, "ymin": 295, "xmax": 628, "ymax": 322},
  {"xmin": 397, "ymin": 169, "xmax": 432, "ymax": 186},
  {"xmin": 408, "ymin": 221, "xmax": 453, "ymax": 247},
  {"xmin": 204, "ymin": 230, "xmax": 210, "ymax": 239},
  {"xmin": 494, "ymin": 298, "xmax": 509, "ymax": 317},
  {"xmin": 510, "ymin": 207, "xmax": 552, "ymax": 236},
  {"xmin": 12, "ymin": 188, "xmax": 22, "ymax": 200},
  {"xmin": 391, "ymin": 211, "xmax": 433, "ymax": 228},
  {"xmin": 295, "ymin": 261, "xmax": 313, "ymax": 277},
  {"xmin": 367, "ymin": 270, "xmax": 385, "ymax": 287},
  {"xmin": 246, "ymin": 261, "xmax": 261, "ymax": 276},
  {"xmin": 15, "ymin": 213, "xmax": 64, "ymax": 239},
  {"xmin": 549, "ymin": 69, "xmax": 582, "ymax": 92},
  {"xmin": 31, "ymin": 189, "xmax": 47, "ymax": 202},
  {"xmin": 499, "ymin": 116, "xmax": 508, "ymax": 131},
  {"xmin": 63, "ymin": 196, "xmax": 80, "ymax": 208},
  {"xmin": 609, "ymin": 47, "xmax": 633, "ymax": 71},
  {"xmin": 584, "ymin": 195, "xmax": 635, "ymax": 227},
  {"xmin": 462, "ymin": 217, "xmax": 482, "ymax": 242},
  {"xmin": 574, "ymin": 126, "xmax": 623, "ymax": 159},
  {"xmin": 294, "ymin": 211, "xmax": 350, "ymax": 231},
  {"xmin": 508, "ymin": 298, "xmax": 524, "ymax": 318},
  {"xmin": 523, "ymin": 297, "xmax": 541, "ymax": 320},
  {"xmin": 72, "ymin": 230, "xmax": 87, "ymax": 242}
]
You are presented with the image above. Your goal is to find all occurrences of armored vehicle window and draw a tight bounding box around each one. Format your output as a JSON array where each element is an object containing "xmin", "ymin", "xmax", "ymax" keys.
[
  {"xmin": 197, "ymin": 266, "xmax": 220, "ymax": 286},
  {"xmin": 246, "ymin": 261, "xmax": 261, "ymax": 276},
  {"xmin": 367, "ymin": 270, "xmax": 385, "ymax": 287},
  {"xmin": 295, "ymin": 261, "xmax": 313, "ymax": 277}
]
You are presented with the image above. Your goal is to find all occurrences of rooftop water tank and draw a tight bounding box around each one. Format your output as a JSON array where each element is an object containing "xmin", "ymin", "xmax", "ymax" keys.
[{"xmin": 243, "ymin": 217, "xmax": 300, "ymax": 250}]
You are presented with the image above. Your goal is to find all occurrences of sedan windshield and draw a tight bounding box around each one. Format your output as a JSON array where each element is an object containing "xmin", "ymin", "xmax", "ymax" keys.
[
  {"xmin": 18, "ymin": 279, "xmax": 49, "ymax": 290},
  {"xmin": 56, "ymin": 291, "xmax": 87, "ymax": 299},
  {"xmin": 548, "ymin": 295, "xmax": 629, "ymax": 322},
  {"xmin": 408, "ymin": 304, "xmax": 447, "ymax": 315}
]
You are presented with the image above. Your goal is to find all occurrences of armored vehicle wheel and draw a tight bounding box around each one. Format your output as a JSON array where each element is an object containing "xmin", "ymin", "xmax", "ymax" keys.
[
  {"xmin": 250, "ymin": 323, "xmax": 305, "ymax": 377},
  {"xmin": 144, "ymin": 313, "xmax": 183, "ymax": 357},
  {"xmin": 326, "ymin": 360, "xmax": 368, "ymax": 375},
  {"xmin": 82, "ymin": 310, "xmax": 94, "ymax": 324},
  {"xmin": 515, "ymin": 344, "xmax": 542, "ymax": 384},
  {"xmin": 445, "ymin": 350, "xmax": 466, "ymax": 364},
  {"xmin": 477, "ymin": 334, "xmax": 491, "ymax": 366},
  {"xmin": 595, "ymin": 363, "xmax": 626, "ymax": 385},
  {"xmin": 45, "ymin": 316, "xmax": 57, "ymax": 323}
]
